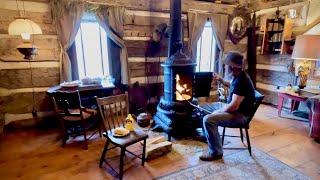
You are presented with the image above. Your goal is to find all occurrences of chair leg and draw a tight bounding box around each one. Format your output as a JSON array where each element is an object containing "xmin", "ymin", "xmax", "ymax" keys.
[
  {"xmin": 245, "ymin": 128, "xmax": 252, "ymax": 156},
  {"xmin": 240, "ymin": 128, "xmax": 244, "ymax": 143},
  {"xmin": 222, "ymin": 127, "xmax": 226, "ymax": 145},
  {"xmin": 62, "ymin": 131, "xmax": 67, "ymax": 147},
  {"xmin": 97, "ymin": 115, "xmax": 102, "ymax": 138},
  {"xmin": 119, "ymin": 147, "xmax": 126, "ymax": 180},
  {"xmin": 99, "ymin": 140, "xmax": 109, "ymax": 168},
  {"xmin": 60, "ymin": 120, "xmax": 67, "ymax": 147},
  {"xmin": 142, "ymin": 138, "xmax": 146, "ymax": 166},
  {"xmin": 98, "ymin": 121, "xmax": 102, "ymax": 138},
  {"xmin": 82, "ymin": 121, "xmax": 88, "ymax": 150},
  {"xmin": 168, "ymin": 133, "xmax": 171, "ymax": 142}
]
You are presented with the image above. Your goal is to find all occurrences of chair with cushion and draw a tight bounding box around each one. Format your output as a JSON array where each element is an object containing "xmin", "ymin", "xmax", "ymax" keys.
[
  {"xmin": 51, "ymin": 90, "xmax": 101, "ymax": 149},
  {"xmin": 221, "ymin": 90, "xmax": 264, "ymax": 156},
  {"xmin": 96, "ymin": 93, "xmax": 148, "ymax": 180}
]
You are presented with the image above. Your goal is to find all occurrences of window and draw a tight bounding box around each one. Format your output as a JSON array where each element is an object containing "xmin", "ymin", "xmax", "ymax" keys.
[
  {"xmin": 196, "ymin": 21, "xmax": 218, "ymax": 72},
  {"xmin": 74, "ymin": 14, "xmax": 110, "ymax": 79}
]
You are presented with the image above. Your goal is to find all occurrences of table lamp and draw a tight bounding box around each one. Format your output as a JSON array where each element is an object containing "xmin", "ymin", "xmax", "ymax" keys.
[{"xmin": 292, "ymin": 35, "xmax": 320, "ymax": 89}]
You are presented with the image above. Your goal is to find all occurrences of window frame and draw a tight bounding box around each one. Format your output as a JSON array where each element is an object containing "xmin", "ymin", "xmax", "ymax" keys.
[
  {"xmin": 196, "ymin": 21, "xmax": 220, "ymax": 73},
  {"xmin": 74, "ymin": 15, "xmax": 110, "ymax": 80}
]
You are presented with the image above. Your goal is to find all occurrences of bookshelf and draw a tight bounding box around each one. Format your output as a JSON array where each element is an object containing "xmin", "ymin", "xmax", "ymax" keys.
[{"xmin": 259, "ymin": 17, "xmax": 293, "ymax": 55}]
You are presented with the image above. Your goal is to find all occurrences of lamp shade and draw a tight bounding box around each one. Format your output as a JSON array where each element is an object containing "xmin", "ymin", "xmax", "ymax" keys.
[
  {"xmin": 8, "ymin": 18, "xmax": 42, "ymax": 36},
  {"xmin": 292, "ymin": 35, "xmax": 320, "ymax": 60}
]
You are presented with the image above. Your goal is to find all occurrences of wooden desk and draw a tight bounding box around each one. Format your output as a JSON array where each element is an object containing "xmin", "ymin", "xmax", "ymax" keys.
[
  {"xmin": 47, "ymin": 83, "xmax": 115, "ymax": 94},
  {"xmin": 47, "ymin": 83, "xmax": 115, "ymax": 108}
]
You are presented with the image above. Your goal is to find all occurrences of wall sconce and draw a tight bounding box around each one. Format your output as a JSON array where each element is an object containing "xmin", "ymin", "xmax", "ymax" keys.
[
  {"xmin": 292, "ymin": 35, "xmax": 320, "ymax": 89},
  {"xmin": 8, "ymin": 18, "xmax": 42, "ymax": 59}
]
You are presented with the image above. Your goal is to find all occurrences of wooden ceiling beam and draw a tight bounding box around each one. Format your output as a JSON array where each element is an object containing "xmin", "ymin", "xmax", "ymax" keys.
[
  {"xmin": 23, "ymin": 0, "xmax": 49, "ymax": 2},
  {"xmin": 83, "ymin": 0, "xmax": 235, "ymax": 14},
  {"xmin": 247, "ymin": 0, "xmax": 308, "ymax": 12}
]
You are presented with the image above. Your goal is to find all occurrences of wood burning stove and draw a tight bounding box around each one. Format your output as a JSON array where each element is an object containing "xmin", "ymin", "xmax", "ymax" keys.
[{"xmin": 153, "ymin": 0, "xmax": 198, "ymax": 140}]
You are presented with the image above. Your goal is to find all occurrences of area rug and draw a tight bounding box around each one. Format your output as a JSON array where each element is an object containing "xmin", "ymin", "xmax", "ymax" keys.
[{"xmin": 157, "ymin": 148, "xmax": 309, "ymax": 180}]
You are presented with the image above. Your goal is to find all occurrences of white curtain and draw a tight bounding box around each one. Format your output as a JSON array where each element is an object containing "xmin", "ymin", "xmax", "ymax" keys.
[
  {"xmin": 188, "ymin": 12, "xmax": 207, "ymax": 61},
  {"xmin": 56, "ymin": 4, "xmax": 86, "ymax": 82},
  {"xmin": 209, "ymin": 14, "xmax": 229, "ymax": 75},
  {"xmin": 188, "ymin": 11, "xmax": 229, "ymax": 74},
  {"xmin": 96, "ymin": 6, "xmax": 129, "ymax": 85}
]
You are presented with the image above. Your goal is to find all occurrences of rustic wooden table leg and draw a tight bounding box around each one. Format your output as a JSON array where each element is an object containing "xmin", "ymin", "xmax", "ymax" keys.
[
  {"xmin": 278, "ymin": 94, "xmax": 284, "ymax": 116},
  {"xmin": 291, "ymin": 100, "xmax": 296, "ymax": 112}
]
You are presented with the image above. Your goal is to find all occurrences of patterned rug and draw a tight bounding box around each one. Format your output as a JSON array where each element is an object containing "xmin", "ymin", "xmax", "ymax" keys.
[{"xmin": 157, "ymin": 148, "xmax": 309, "ymax": 180}]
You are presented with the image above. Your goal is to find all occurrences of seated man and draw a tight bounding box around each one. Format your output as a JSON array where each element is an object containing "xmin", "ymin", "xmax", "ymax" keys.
[{"xmin": 200, "ymin": 51, "xmax": 256, "ymax": 161}]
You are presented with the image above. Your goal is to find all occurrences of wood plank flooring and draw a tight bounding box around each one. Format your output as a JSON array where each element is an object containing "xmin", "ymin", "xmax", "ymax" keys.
[{"xmin": 0, "ymin": 104, "xmax": 319, "ymax": 179}]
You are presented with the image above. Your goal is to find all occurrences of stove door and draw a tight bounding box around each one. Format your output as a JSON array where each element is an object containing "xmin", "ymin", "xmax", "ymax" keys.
[{"xmin": 193, "ymin": 72, "xmax": 213, "ymax": 98}]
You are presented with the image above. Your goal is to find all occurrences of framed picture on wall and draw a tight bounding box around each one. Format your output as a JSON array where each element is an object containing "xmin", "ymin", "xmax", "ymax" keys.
[{"xmin": 310, "ymin": 61, "xmax": 320, "ymax": 80}]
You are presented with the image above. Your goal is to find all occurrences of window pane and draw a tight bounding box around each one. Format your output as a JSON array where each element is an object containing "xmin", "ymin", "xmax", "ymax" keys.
[
  {"xmin": 199, "ymin": 26, "xmax": 212, "ymax": 72},
  {"xmin": 80, "ymin": 21, "xmax": 104, "ymax": 78},
  {"xmin": 74, "ymin": 14, "xmax": 111, "ymax": 80},
  {"xmin": 196, "ymin": 21, "xmax": 217, "ymax": 72}
]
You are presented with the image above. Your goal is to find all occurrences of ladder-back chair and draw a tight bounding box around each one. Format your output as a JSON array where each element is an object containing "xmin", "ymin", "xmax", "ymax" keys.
[
  {"xmin": 96, "ymin": 93, "xmax": 148, "ymax": 180},
  {"xmin": 51, "ymin": 90, "xmax": 101, "ymax": 149}
]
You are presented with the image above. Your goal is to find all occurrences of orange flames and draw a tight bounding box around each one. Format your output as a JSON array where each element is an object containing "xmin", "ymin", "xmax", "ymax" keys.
[{"xmin": 176, "ymin": 74, "xmax": 192, "ymax": 101}]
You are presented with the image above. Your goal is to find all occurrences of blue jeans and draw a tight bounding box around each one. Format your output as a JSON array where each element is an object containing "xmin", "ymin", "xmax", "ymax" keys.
[{"xmin": 202, "ymin": 102, "xmax": 248, "ymax": 155}]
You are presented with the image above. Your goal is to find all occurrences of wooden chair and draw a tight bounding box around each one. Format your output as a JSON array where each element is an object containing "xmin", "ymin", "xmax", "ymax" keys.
[
  {"xmin": 221, "ymin": 90, "xmax": 264, "ymax": 156},
  {"xmin": 51, "ymin": 90, "xmax": 102, "ymax": 149},
  {"xmin": 96, "ymin": 93, "xmax": 148, "ymax": 180}
]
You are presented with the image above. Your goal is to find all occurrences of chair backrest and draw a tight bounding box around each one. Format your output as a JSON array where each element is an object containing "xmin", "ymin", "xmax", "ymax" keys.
[
  {"xmin": 248, "ymin": 90, "xmax": 265, "ymax": 121},
  {"xmin": 51, "ymin": 90, "xmax": 82, "ymax": 115},
  {"xmin": 96, "ymin": 93, "xmax": 129, "ymax": 132}
]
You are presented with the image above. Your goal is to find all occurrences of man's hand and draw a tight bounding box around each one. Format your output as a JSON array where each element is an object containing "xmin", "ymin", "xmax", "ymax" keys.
[
  {"xmin": 212, "ymin": 73, "xmax": 223, "ymax": 82},
  {"xmin": 212, "ymin": 73, "xmax": 230, "ymax": 87}
]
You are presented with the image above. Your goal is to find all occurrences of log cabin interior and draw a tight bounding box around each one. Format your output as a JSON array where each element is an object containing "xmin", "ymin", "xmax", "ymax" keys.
[{"xmin": 1, "ymin": 0, "xmax": 320, "ymax": 179}]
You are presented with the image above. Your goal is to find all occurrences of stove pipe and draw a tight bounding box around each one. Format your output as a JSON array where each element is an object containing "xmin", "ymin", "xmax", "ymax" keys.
[{"xmin": 168, "ymin": 0, "xmax": 182, "ymax": 57}]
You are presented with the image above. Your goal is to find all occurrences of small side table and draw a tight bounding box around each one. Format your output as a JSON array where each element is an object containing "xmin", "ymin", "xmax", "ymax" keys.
[{"xmin": 277, "ymin": 92, "xmax": 308, "ymax": 116}]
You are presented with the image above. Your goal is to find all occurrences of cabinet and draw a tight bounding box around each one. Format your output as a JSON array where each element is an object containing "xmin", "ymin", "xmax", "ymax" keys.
[{"xmin": 259, "ymin": 17, "xmax": 293, "ymax": 55}]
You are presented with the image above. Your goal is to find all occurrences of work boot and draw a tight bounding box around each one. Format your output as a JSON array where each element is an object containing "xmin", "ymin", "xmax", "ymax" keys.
[{"xmin": 199, "ymin": 152, "xmax": 223, "ymax": 161}]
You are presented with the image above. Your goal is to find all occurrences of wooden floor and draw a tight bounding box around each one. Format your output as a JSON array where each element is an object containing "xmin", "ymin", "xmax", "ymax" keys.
[{"xmin": 0, "ymin": 104, "xmax": 320, "ymax": 180}]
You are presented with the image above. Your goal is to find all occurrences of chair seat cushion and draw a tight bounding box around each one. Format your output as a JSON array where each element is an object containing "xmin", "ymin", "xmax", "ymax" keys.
[
  {"xmin": 103, "ymin": 129, "xmax": 148, "ymax": 147},
  {"xmin": 62, "ymin": 108, "xmax": 97, "ymax": 121}
]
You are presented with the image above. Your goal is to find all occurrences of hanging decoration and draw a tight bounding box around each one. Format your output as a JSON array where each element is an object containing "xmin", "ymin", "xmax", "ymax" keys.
[{"xmin": 228, "ymin": 6, "xmax": 250, "ymax": 44}]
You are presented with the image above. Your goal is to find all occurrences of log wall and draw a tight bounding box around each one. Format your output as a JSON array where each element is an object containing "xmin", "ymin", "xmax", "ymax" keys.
[{"xmin": 0, "ymin": 0, "xmax": 59, "ymax": 128}]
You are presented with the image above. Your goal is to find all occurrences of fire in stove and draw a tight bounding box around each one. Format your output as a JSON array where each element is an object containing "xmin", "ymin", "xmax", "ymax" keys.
[{"xmin": 176, "ymin": 74, "xmax": 192, "ymax": 101}]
